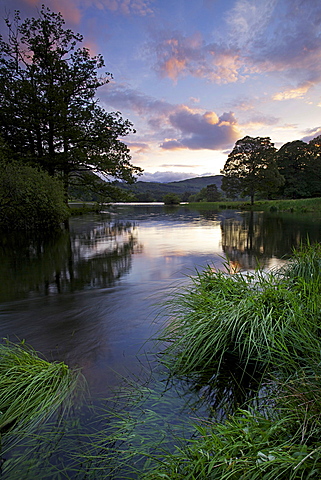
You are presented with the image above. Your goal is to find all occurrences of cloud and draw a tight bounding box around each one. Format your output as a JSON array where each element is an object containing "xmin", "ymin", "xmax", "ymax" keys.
[
  {"xmin": 272, "ymin": 83, "xmax": 312, "ymax": 101},
  {"xmin": 8, "ymin": 0, "xmax": 82, "ymax": 23},
  {"xmin": 242, "ymin": 113, "xmax": 280, "ymax": 128},
  {"xmin": 149, "ymin": 30, "xmax": 242, "ymax": 83},
  {"xmin": 301, "ymin": 127, "xmax": 321, "ymax": 143},
  {"xmin": 226, "ymin": 0, "xmax": 278, "ymax": 48},
  {"xmin": 101, "ymin": 82, "xmax": 173, "ymax": 116},
  {"xmin": 161, "ymin": 107, "xmax": 241, "ymax": 150},
  {"xmin": 127, "ymin": 142, "xmax": 150, "ymax": 153},
  {"xmin": 226, "ymin": 0, "xmax": 321, "ymax": 88},
  {"xmin": 92, "ymin": 0, "xmax": 154, "ymax": 16},
  {"xmin": 146, "ymin": 0, "xmax": 321, "ymax": 92},
  {"xmin": 19, "ymin": 0, "xmax": 154, "ymax": 21},
  {"xmin": 101, "ymin": 83, "xmax": 242, "ymax": 151}
]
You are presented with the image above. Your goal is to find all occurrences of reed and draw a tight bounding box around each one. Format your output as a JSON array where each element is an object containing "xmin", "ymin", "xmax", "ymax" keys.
[
  {"xmin": 158, "ymin": 245, "xmax": 321, "ymax": 384},
  {"xmin": 0, "ymin": 338, "xmax": 86, "ymax": 476}
]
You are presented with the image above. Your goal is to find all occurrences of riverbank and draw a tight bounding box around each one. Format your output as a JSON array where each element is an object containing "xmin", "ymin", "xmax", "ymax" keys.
[
  {"xmin": 70, "ymin": 197, "xmax": 321, "ymax": 215},
  {"xmin": 189, "ymin": 197, "xmax": 321, "ymax": 213},
  {"xmin": 143, "ymin": 243, "xmax": 321, "ymax": 478}
]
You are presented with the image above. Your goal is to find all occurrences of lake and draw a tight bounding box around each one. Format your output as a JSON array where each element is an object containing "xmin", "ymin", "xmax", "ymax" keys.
[
  {"xmin": 2, "ymin": 204, "xmax": 321, "ymax": 392},
  {"xmin": 1, "ymin": 204, "xmax": 321, "ymax": 475}
]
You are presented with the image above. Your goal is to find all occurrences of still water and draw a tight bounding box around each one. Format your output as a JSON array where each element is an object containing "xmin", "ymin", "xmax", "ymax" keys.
[{"xmin": 1, "ymin": 204, "xmax": 321, "ymax": 398}]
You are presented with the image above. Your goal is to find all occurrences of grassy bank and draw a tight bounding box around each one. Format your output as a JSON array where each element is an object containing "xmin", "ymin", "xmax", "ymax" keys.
[
  {"xmin": 146, "ymin": 244, "xmax": 321, "ymax": 478},
  {"xmin": 189, "ymin": 196, "xmax": 321, "ymax": 213},
  {"xmin": 68, "ymin": 201, "xmax": 104, "ymax": 215}
]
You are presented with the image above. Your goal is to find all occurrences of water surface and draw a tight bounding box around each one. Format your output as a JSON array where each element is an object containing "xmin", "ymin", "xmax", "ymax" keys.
[{"xmin": 1, "ymin": 204, "xmax": 321, "ymax": 397}]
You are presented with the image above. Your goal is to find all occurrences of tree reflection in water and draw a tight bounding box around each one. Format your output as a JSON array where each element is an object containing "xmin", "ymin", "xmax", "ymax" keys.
[
  {"xmin": 220, "ymin": 210, "xmax": 321, "ymax": 271},
  {"xmin": 0, "ymin": 218, "xmax": 141, "ymax": 302}
]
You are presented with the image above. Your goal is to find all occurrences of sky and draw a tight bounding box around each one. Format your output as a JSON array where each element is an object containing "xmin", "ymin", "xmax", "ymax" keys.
[{"xmin": 1, "ymin": 0, "xmax": 321, "ymax": 183}]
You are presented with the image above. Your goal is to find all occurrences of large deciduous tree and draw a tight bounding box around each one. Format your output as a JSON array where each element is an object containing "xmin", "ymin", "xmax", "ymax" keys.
[
  {"xmin": 0, "ymin": 6, "xmax": 142, "ymax": 201},
  {"xmin": 276, "ymin": 137, "xmax": 321, "ymax": 199},
  {"xmin": 276, "ymin": 140, "xmax": 311, "ymax": 198},
  {"xmin": 307, "ymin": 135, "xmax": 321, "ymax": 197},
  {"xmin": 221, "ymin": 136, "xmax": 283, "ymax": 205}
]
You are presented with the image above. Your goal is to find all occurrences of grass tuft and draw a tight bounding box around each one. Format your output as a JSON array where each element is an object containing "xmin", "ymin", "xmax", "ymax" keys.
[{"xmin": 0, "ymin": 338, "xmax": 86, "ymax": 471}]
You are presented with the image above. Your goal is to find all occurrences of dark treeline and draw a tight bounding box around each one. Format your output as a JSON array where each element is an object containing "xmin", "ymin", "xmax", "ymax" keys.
[
  {"xmin": 117, "ymin": 135, "xmax": 321, "ymax": 205},
  {"xmin": 221, "ymin": 135, "xmax": 321, "ymax": 204}
]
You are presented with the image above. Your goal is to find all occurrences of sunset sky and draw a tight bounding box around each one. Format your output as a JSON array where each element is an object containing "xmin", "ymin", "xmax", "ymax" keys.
[{"xmin": 1, "ymin": 0, "xmax": 321, "ymax": 182}]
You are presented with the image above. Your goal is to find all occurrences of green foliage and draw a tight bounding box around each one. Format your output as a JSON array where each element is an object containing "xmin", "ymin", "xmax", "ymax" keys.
[
  {"xmin": 159, "ymin": 244, "xmax": 321, "ymax": 382},
  {"xmin": 0, "ymin": 339, "xmax": 85, "ymax": 475},
  {"xmin": 0, "ymin": 160, "xmax": 69, "ymax": 230},
  {"xmin": 276, "ymin": 140, "xmax": 313, "ymax": 198},
  {"xmin": 189, "ymin": 183, "xmax": 222, "ymax": 202},
  {"xmin": 248, "ymin": 197, "xmax": 321, "ymax": 213},
  {"xmin": 143, "ymin": 402, "xmax": 321, "ymax": 479},
  {"xmin": 163, "ymin": 193, "xmax": 181, "ymax": 204},
  {"xmin": 275, "ymin": 139, "xmax": 321, "ymax": 199},
  {"xmin": 0, "ymin": 340, "xmax": 84, "ymax": 432},
  {"xmin": 0, "ymin": 7, "xmax": 142, "ymax": 201},
  {"xmin": 221, "ymin": 136, "xmax": 283, "ymax": 204},
  {"xmin": 4, "ymin": 245, "xmax": 321, "ymax": 479}
]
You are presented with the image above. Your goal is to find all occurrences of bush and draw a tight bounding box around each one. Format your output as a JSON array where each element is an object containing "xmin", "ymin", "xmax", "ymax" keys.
[
  {"xmin": 163, "ymin": 193, "xmax": 181, "ymax": 205},
  {"xmin": 0, "ymin": 161, "xmax": 69, "ymax": 231}
]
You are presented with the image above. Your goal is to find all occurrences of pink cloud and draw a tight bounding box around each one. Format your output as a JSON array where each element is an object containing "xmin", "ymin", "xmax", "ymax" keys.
[
  {"xmin": 19, "ymin": 0, "xmax": 153, "ymax": 20},
  {"xmin": 21, "ymin": 0, "xmax": 82, "ymax": 23},
  {"xmin": 99, "ymin": 84, "xmax": 241, "ymax": 152},
  {"xmin": 150, "ymin": 30, "xmax": 242, "ymax": 83},
  {"xmin": 127, "ymin": 142, "xmax": 150, "ymax": 153},
  {"xmin": 147, "ymin": 1, "xmax": 321, "ymax": 90},
  {"xmin": 161, "ymin": 107, "xmax": 241, "ymax": 151}
]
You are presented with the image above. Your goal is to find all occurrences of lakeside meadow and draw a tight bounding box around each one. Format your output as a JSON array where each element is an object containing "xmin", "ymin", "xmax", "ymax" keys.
[{"xmin": 189, "ymin": 196, "xmax": 321, "ymax": 213}]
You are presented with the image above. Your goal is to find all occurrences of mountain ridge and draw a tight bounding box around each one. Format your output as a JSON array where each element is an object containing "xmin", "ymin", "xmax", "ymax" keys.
[{"xmin": 117, "ymin": 175, "xmax": 223, "ymax": 201}]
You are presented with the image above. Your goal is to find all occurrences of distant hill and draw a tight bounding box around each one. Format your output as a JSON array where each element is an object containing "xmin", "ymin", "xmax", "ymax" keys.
[{"xmin": 117, "ymin": 175, "xmax": 223, "ymax": 202}]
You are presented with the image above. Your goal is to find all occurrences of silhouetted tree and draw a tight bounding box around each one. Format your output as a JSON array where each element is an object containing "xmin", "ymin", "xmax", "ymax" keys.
[
  {"xmin": 0, "ymin": 7, "xmax": 142, "ymax": 201},
  {"xmin": 276, "ymin": 140, "xmax": 311, "ymax": 198},
  {"xmin": 221, "ymin": 136, "xmax": 283, "ymax": 204}
]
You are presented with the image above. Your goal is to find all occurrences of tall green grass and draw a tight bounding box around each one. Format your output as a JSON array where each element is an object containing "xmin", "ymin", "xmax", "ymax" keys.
[
  {"xmin": 158, "ymin": 248, "xmax": 321, "ymax": 384},
  {"xmin": 0, "ymin": 340, "xmax": 84, "ymax": 432},
  {"xmin": 0, "ymin": 339, "xmax": 86, "ymax": 477}
]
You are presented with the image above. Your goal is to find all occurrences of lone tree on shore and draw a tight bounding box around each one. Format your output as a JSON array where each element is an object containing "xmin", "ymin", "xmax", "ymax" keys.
[
  {"xmin": 221, "ymin": 136, "xmax": 283, "ymax": 204},
  {"xmin": 0, "ymin": 6, "xmax": 142, "ymax": 201}
]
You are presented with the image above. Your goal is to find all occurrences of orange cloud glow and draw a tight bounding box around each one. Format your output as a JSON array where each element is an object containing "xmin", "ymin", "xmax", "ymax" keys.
[{"xmin": 272, "ymin": 84, "xmax": 312, "ymax": 101}]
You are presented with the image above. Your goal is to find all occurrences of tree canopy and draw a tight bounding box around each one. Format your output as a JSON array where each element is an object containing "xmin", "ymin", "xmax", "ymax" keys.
[
  {"xmin": 221, "ymin": 136, "xmax": 283, "ymax": 204},
  {"xmin": 275, "ymin": 140, "xmax": 313, "ymax": 198},
  {"xmin": 163, "ymin": 193, "xmax": 181, "ymax": 205},
  {"xmin": 0, "ymin": 6, "xmax": 142, "ymax": 201}
]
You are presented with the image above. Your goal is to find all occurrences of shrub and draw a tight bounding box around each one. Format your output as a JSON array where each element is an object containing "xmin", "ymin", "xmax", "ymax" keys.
[
  {"xmin": 163, "ymin": 193, "xmax": 181, "ymax": 205},
  {"xmin": 0, "ymin": 161, "xmax": 69, "ymax": 231}
]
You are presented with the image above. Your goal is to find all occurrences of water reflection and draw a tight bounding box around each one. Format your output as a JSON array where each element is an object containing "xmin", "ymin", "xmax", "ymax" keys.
[
  {"xmin": 218, "ymin": 210, "xmax": 321, "ymax": 271},
  {"xmin": 0, "ymin": 218, "xmax": 140, "ymax": 302},
  {"xmin": 1, "ymin": 206, "xmax": 321, "ymax": 397}
]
